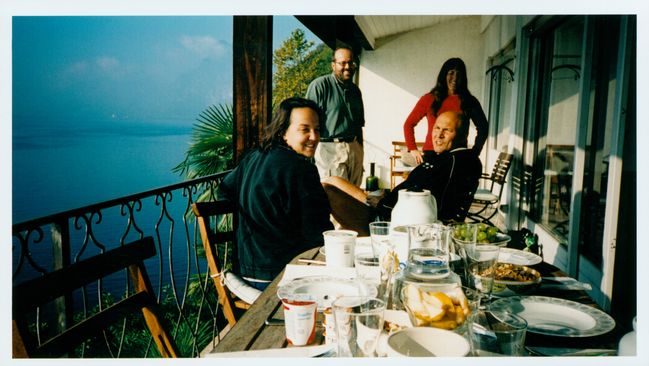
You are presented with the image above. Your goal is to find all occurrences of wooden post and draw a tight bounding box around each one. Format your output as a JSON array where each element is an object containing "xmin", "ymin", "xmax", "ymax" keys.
[
  {"xmin": 51, "ymin": 220, "xmax": 72, "ymax": 334},
  {"xmin": 232, "ymin": 16, "xmax": 273, "ymax": 164}
]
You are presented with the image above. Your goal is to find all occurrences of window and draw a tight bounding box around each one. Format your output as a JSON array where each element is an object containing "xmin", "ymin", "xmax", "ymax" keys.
[
  {"xmin": 524, "ymin": 15, "xmax": 628, "ymax": 270},
  {"xmin": 526, "ymin": 17, "xmax": 585, "ymax": 242}
]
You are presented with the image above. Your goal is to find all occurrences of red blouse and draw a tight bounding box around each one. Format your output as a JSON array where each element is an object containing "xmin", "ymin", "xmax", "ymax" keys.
[{"xmin": 403, "ymin": 94, "xmax": 461, "ymax": 151}]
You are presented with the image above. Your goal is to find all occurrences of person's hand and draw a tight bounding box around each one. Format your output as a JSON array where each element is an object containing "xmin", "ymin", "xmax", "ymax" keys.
[{"xmin": 410, "ymin": 150, "xmax": 424, "ymax": 165}]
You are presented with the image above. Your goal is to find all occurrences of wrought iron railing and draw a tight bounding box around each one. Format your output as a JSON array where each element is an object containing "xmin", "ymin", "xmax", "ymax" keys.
[{"xmin": 12, "ymin": 171, "xmax": 232, "ymax": 357}]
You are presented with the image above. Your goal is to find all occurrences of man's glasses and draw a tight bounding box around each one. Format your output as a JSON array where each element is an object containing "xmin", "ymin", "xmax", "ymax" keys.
[{"xmin": 333, "ymin": 61, "xmax": 357, "ymax": 68}]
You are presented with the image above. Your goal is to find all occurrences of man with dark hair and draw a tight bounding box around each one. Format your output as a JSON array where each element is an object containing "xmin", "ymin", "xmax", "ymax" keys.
[
  {"xmin": 323, "ymin": 110, "xmax": 482, "ymax": 227},
  {"xmin": 306, "ymin": 46, "xmax": 365, "ymax": 186}
]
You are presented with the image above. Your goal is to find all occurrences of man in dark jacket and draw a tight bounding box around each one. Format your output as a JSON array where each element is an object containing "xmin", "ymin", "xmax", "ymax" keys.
[{"xmin": 322, "ymin": 110, "xmax": 482, "ymax": 229}]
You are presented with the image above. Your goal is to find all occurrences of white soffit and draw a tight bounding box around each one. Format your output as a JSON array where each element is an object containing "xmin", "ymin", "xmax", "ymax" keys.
[{"xmin": 354, "ymin": 15, "xmax": 468, "ymax": 49}]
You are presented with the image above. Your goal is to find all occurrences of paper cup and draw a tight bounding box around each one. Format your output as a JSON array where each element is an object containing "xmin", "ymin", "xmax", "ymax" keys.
[
  {"xmin": 282, "ymin": 298, "xmax": 317, "ymax": 346},
  {"xmin": 323, "ymin": 230, "xmax": 357, "ymax": 267}
]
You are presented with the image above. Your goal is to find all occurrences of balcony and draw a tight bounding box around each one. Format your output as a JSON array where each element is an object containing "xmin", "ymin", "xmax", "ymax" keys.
[{"xmin": 12, "ymin": 172, "xmax": 231, "ymax": 357}]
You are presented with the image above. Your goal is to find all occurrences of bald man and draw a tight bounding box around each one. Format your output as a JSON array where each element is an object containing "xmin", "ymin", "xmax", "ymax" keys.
[{"xmin": 323, "ymin": 110, "xmax": 482, "ymax": 229}]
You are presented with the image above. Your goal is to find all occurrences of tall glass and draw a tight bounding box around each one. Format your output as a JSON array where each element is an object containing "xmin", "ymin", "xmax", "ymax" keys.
[
  {"xmin": 451, "ymin": 223, "xmax": 479, "ymax": 286},
  {"xmin": 369, "ymin": 221, "xmax": 397, "ymax": 307},
  {"xmin": 332, "ymin": 296, "xmax": 385, "ymax": 357},
  {"xmin": 465, "ymin": 244, "xmax": 500, "ymax": 305}
]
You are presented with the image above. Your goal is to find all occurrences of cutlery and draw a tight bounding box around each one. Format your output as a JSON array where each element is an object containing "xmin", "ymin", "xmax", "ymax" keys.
[
  {"xmin": 298, "ymin": 259, "xmax": 326, "ymax": 265},
  {"xmin": 313, "ymin": 347, "xmax": 337, "ymax": 357},
  {"xmin": 541, "ymin": 277, "xmax": 592, "ymax": 290},
  {"xmin": 264, "ymin": 317, "xmax": 322, "ymax": 327},
  {"xmin": 526, "ymin": 346, "xmax": 616, "ymax": 356}
]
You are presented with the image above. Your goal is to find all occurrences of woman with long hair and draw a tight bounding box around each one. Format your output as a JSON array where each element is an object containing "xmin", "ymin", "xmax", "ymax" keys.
[
  {"xmin": 218, "ymin": 97, "xmax": 333, "ymax": 290},
  {"xmin": 403, "ymin": 57, "xmax": 489, "ymax": 164}
]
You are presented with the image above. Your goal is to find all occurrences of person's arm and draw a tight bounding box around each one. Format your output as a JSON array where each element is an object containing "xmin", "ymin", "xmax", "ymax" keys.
[
  {"xmin": 297, "ymin": 166, "xmax": 335, "ymax": 248},
  {"xmin": 403, "ymin": 94, "xmax": 432, "ymax": 153},
  {"xmin": 305, "ymin": 78, "xmax": 325, "ymax": 110},
  {"xmin": 467, "ymin": 96, "xmax": 489, "ymax": 154}
]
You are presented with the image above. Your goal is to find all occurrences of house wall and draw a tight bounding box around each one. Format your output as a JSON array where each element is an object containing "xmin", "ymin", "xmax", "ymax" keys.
[{"xmin": 357, "ymin": 16, "xmax": 486, "ymax": 188}]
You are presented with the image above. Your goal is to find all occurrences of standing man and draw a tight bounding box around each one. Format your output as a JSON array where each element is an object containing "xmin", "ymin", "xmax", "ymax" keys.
[{"xmin": 306, "ymin": 47, "xmax": 365, "ymax": 186}]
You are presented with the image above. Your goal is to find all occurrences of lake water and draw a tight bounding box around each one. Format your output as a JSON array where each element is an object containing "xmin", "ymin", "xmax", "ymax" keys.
[
  {"xmin": 12, "ymin": 121, "xmax": 200, "ymax": 301},
  {"xmin": 13, "ymin": 121, "xmax": 192, "ymax": 223}
]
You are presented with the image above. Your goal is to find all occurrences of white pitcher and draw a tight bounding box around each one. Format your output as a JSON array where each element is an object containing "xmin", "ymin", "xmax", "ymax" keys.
[{"xmin": 390, "ymin": 189, "xmax": 437, "ymax": 229}]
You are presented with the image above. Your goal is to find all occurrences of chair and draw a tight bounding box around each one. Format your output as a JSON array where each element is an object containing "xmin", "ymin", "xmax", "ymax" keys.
[
  {"xmin": 390, "ymin": 141, "xmax": 424, "ymax": 189},
  {"xmin": 192, "ymin": 201, "xmax": 261, "ymax": 329},
  {"xmin": 467, "ymin": 152, "xmax": 514, "ymax": 224},
  {"xmin": 12, "ymin": 237, "xmax": 178, "ymax": 358}
]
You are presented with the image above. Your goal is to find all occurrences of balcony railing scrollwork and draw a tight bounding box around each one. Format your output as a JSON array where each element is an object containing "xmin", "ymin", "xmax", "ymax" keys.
[{"xmin": 12, "ymin": 171, "xmax": 232, "ymax": 357}]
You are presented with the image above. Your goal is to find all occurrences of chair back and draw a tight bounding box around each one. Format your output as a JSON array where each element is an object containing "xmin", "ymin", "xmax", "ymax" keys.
[
  {"xmin": 487, "ymin": 152, "xmax": 514, "ymax": 193},
  {"xmin": 192, "ymin": 201, "xmax": 253, "ymax": 329},
  {"xmin": 12, "ymin": 236, "xmax": 178, "ymax": 358},
  {"xmin": 390, "ymin": 141, "xmax": 424, "ymax": 189}
]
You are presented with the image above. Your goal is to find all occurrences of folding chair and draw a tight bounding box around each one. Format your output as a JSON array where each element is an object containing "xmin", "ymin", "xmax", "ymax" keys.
[
  {"xmin": 192, "ymin": 201, "xmax": 261, "ymax": 329},
  {"xmin": 389, "ymin": 141, "xmax": 424, "ymax": 189},
  {"xmin": 467, "ymin": 152, "xmax": 514, "ymax": 224},
  {"xmin": 12, "ymin": 236, "xmax": 178, "ymax": 358}
]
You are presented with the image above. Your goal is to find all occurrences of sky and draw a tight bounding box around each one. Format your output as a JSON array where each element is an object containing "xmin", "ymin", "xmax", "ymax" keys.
[{"xmin": 12, "ymin": 16, "xmax": 319, "ymax": 129}]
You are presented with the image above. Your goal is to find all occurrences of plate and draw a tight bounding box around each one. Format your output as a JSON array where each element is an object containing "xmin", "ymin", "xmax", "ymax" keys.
[
  {"xmin": 277, "ymin": 276, "xmax": 378, "ymax": 311},
  {"xmin": 490, "ymin": 296, "xmax": 616, "ymax": 337},
  {"xmin": 498, "ymin": 248, "xmax": 542, "ymax": 266}
]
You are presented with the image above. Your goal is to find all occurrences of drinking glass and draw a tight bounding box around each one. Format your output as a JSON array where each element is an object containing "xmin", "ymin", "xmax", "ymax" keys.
[
  {"xmin": 332, "ymin": 296, "xmax": 386, "ymax": 357},
  {"xmin": 465, "ymin": 244, "xmax": 500, "ymax": 304},
  {"xmin": 406, "ymin": 223, "xmax": 451, "ymax": 280},
  {"xmin": 369, "ymin": 221, "xmax": 397, "ymax": 307},
  {"xmin": 467, "ymin": 310, "xmax": 528, "ymax": 356},
  {"xmin": 451, "ymin": 223, "xmax": 479, "ymax": 286},
  {"xmin": 369, "ymin": 221, "xmax": 391, "ymax": 259}
]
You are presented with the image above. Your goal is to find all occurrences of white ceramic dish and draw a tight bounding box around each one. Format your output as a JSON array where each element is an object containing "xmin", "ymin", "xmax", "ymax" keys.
[
  {"xmin": 386, "ymin": 327, "xmax": 470, "ymax": 357},
  {"xmin": 277, "ymin": 276, "xmax": 377, "ymax": 311},
  {"xmin": 490, "ymin": 296, "xmax": 616, "ymax": 337},
  {"xmin": 318, "ymin": 236, "xmax": 372, "ymax": 256},
  {"xmin": 497, "ymin": 247, "xmax": 542, "ymax": 266}
]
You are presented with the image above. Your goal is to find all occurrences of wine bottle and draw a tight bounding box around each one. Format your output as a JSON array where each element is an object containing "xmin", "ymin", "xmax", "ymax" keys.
[{"xmin": 366, "ymin": 162, "xmax": 379, "ymax": 192}]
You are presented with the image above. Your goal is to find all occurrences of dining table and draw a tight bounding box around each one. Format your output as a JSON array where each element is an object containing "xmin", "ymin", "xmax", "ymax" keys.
[{"xmin": 207, "ymin": 240, "xmax": 623, "ymax": 357}]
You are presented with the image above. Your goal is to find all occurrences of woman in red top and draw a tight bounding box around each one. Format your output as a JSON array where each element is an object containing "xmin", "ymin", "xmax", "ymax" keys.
[{"xmin": 403, "ymin": 57, "xmax": 489, "ymax": 164}]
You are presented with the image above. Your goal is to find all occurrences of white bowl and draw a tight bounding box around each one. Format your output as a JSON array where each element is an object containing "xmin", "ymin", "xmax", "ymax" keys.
[{"xmin": 386, "ymin": 326, "xmax": 470, "ymax": 357}]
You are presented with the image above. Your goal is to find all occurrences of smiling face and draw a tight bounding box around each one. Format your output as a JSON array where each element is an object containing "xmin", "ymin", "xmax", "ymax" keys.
[
  {"xmin": 331, "ymin": 48, "xmax": 355, "ymax": 83},
  {"xmin": 283, "ymin": 107, "xmax": 320, "ymax": 158},
  {"xmin": 432, "ymin": 111, "xmax": 460, "ymax": 154},
  {"xmin": 446, "ymin": 68, "xmax": 459, "ymax": 95}
]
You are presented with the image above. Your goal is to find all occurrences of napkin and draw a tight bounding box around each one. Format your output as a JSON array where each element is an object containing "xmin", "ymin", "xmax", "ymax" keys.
[{"xmin": 278, "ymin": 264, "xmax": 357, "ymax": 287}]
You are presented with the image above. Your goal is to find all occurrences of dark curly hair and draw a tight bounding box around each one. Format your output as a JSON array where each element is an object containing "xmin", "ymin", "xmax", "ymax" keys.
[
  {"xmin": 260, "ymin": 97, "xmax": 323, "ymax": 152},
  {"xmin": 429, "ymin": 57, "xmax": 473, "ymax": 116}
]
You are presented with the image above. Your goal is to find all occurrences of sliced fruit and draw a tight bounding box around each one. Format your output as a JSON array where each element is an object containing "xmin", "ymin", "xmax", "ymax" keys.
[{"xmin": 421, "ymin": 300, "xmax": 446, "ymax": 321}]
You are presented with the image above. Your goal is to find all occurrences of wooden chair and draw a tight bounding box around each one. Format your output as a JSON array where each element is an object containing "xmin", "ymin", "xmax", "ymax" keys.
[
  {"xmin": 467, "ymin": 152, "xmax": 514, "ymax": 225},
  {"xmin": 390, "ymin": 141, "xmax": 424, "ymax": 189},
  {"xmin": 12, "ymin": 236, "xmax": 178, "ymax": 358},
  {"xmin": 192, "ymin": 201, "xmax": 261, "ymax": 329}
]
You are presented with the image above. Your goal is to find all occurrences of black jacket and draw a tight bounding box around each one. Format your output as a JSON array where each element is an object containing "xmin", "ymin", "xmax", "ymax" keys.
[
  {"xmin": 377, "ymin": 148, "xmax": 482, "ymax": 223},
  {"xmin": 218, "ymin": 145, "xmax": 333, "ymax": 281}
]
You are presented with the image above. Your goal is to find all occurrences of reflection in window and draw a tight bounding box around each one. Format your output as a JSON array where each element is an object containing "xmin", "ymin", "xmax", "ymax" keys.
[
  {"xmin": 531, "ymin": 17, "xmax": 584, "ymax": 241},
  {"xmin": 579, "ymin": 16, "xmax": 621, "ymax": 268}
]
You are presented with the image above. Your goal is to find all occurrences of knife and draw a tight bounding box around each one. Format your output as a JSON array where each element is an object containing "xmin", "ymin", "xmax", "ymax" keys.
[{"xmin": 526, "ymin": 346, "xmax": 616, "ymax": 356}]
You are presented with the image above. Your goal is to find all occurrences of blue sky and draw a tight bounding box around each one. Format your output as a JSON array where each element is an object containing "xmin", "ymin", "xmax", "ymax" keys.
[{"xmin": 12, "ymin": 16, "xmax": 320, "ymax": 128}]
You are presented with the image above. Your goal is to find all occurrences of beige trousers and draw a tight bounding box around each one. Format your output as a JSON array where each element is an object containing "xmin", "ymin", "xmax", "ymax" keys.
[{"xmin": 315, "ymin": 140, "xmax": 364, "ymax": 186}]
